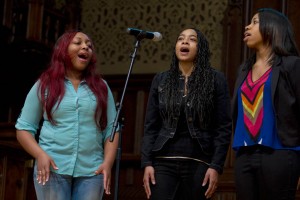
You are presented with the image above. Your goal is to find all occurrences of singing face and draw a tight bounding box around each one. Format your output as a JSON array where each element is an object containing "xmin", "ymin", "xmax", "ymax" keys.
[
  {"xmin": 243, "ymin": 13, "xmax": 264, "ymax": 50},
  {"xmin": 67, "ymin": 32, "xmax": 93, "ymax": 72},
  {"xmin": 175, "ymin": 29, "xmax": 198, "ymax": 63}
]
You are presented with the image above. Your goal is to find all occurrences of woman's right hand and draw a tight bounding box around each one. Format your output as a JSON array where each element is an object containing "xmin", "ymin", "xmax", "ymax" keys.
[
  {"xmin": 16, "ymin": 130, "xmax": 58, "ymax": 185},
  {"xmin": 36, "ymin": 152, "xmax": 58, "ymax": 185},
  {"xmin": 143, "ymin": 166, "xmax": 156, "ymax": 199}
]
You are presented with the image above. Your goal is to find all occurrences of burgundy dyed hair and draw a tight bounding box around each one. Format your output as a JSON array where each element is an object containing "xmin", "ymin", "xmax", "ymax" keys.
[{"xmin": 38, "ymin": 30, "xmax": 108, "ymax": 130}]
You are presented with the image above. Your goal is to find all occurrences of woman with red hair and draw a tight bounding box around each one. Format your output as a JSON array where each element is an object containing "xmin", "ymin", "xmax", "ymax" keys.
[{"xmin": 15, "ymin": 31, "xmax": 119, "ymax": 200}]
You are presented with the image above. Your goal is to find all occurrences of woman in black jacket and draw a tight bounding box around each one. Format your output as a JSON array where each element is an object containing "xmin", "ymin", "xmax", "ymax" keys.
[
  {"xmin": 232, "ymin": 8, "xmax": 300, "ymax": 200},
  {"xmin": 141, "ymin": 28, "xmax": 232, "ymax": 200}
]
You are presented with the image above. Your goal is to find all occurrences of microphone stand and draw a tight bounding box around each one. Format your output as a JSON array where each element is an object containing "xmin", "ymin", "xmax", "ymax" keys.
[{"xmin": 109, "ymin": 35, "xmax": 144, "ymax": 200}]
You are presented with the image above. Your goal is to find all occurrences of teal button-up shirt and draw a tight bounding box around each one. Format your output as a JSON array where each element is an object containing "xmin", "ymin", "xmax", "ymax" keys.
[{"xmin": 15, "ymin": 79, "xmax": 117, "ymax": 177}]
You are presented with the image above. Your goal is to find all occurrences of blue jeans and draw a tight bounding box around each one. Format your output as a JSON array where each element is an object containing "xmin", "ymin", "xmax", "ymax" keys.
[
  {"xmin": 33, "ymin": 166, "xmax": 104, "ymax": 200},
  {"xmin": 235, "ymin": 145, "xmax": 300, "ymax": 200},
  {"xmin": 150, "ymin": 159, "xmax": 210, "ymax": 200}
]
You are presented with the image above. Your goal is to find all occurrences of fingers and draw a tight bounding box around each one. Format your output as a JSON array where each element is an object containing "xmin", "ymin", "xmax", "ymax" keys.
[
  {"xmin": 104, "ymin": 180, "xmax": 111, "ymax": 195},
  {"xmin": 36, "ymin": 153, "xmax": 57, "ymax": 185},
  {"xmin": 143, "ymin": 166, "xmax": 155, "ymax": 199},
  {"xmin": 150, "ymin": 170, "xmax": 156, "ymax": 185},
  {"xmin": 202, "ymin": 173, "xmax": 208, "ymax": 187},
  {"xmin": 205, "ymin": 183, "xmax": 218, "ymax": 198},
  {"xmin": 97, "ymin": 165, "xmax": 111, "ymax": 195},
  {"xmin": 144, "ymin": 172, "xmax": 155, "ymax": 198},
  {"xmin": 37, "ymin": 162, "xmax": 58, "ymax": 185},
  {"xmin": 143, "ymin": 181, "xmax": 152, "ymax": 199},
  {"xmin": 95, "ymin": 165, "xmax": 103, "ymax": 175},
  {"xmin": 142, "ymin": 176, "xmax": 149, "ymax": 197},
  {"xmin": 103, "ymin": 172, "xmax": 111, "ymax": 195},
  {"xmin": 203, "ymin": 168, "xmax": 219, "ymax": 198},
  {"xmin": 105, "ymin": 184, "xmax": 111, "ymax": 195},
  {"xmin": 50, "ymin": 160, "xmax": 59, "ymax": 170},
  {"xmin": 36, "ymin": 169, "xmax": 50, "ymax": 185}
]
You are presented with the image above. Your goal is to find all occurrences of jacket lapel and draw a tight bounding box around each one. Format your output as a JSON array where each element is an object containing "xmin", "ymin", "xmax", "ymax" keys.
[{"xmin": 271, "ymin": 57, "xmax": 281, "ymax": 104}]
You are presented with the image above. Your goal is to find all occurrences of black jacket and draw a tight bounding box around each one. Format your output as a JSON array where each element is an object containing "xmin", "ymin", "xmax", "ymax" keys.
[
  {"xmin": 232, "ymin": 56, "xmax": 300, "ymax": 147},
  {"xmin": 141, "ymin": 68, "xmax": 232, "ymax": 174}
]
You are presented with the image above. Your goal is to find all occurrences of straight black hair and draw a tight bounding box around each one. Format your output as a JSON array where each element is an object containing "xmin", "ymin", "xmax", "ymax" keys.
[{"xmin": 258, "ymin": 8, "xmax": 299, "ymax": 58}]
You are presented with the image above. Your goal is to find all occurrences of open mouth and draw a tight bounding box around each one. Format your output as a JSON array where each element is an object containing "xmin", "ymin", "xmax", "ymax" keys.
[
  {"xmin": 244, "ymin": 32, "xmax": 251, "ymax": 37},
  {"xmin": 180, "ymin": 47, "xmax": 189, "ymax": 53},
  {"xmin": 78, "ymin": 52, "xmax": 88, "ymax": 60},
  {"xmin": 243, "ymin": 32, "xmax": 251, "ymax": 41}
]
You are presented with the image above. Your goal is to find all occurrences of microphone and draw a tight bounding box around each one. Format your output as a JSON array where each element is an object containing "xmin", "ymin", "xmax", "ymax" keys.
[{"xmin": 127, "ymin": 28, "xmax": 162, "ymax": 41}]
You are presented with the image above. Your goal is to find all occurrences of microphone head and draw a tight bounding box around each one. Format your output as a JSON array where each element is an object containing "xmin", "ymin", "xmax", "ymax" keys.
[
  {"xmin": 152, "ymin": 32, "xmax": 163, "ymax": 42},
  {"xmin": 126, "ymin": 28, "xmax": 135, "ymax": 34}
]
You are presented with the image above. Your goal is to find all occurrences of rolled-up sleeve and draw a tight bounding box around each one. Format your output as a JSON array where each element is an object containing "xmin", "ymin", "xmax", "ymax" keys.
[{"xmin": 15, "ymin": 81, "xmax": 43, "ymax": 137}]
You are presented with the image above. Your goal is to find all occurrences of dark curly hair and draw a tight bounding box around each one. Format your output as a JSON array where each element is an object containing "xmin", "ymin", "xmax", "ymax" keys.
[{"xmin": 163, "ymin": 28, "xmax": 215, "ymax": 128}]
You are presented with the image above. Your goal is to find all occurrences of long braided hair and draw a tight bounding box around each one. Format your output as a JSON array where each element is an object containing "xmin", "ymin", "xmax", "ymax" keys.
[{"xmin": 163, "ymin": 28, "xmax": 215, "ymax": 128}]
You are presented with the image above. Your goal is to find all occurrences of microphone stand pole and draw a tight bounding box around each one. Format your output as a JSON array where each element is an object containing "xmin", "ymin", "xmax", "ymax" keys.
[{"xmin": 109, "ymin": 37, "xmax": 142, "ymax": 200}]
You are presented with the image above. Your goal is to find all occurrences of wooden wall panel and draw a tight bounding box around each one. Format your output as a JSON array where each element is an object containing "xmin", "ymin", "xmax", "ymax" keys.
[
  {"xmin": 287, "ymin": 0, "xmax": 300, "ymax": 49},
  {"xmin": 221, "ymin": 3, "xmax": 243, "ymax": 95}
]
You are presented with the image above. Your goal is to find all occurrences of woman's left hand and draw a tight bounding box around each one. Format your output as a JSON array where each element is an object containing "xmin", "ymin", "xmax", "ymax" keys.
[
  {"xmin": 202, "ymin": 168, "xmax": 219, "ymax": 199},
  {"xmin": 95, "ymin": 163, "xmax": 111, "ymax": 195}
]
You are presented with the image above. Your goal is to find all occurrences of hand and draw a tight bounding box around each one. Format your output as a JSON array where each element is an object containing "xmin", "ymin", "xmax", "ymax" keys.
[
  {"xmin": 95, "ymin": 163, "xmax": 112, "ymax": 195},
  {"xmin": 36, "ymin": 152, "xmax": 58, "ymax": 185},
  {"xmin": 202, "ymin": 168, "xmax": 219, "ymax": 199},
  {"xmin": 143, "ymin": 166, "xmax": 155, "ymax": 199}
]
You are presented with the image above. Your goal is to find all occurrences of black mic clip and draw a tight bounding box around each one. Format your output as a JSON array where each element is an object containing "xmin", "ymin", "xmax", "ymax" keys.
[
  {"xmin": 127, "ymin": 28, "xmax": 162, "ymax": 42},
  {"xmin": 136, "ymin": 30, "xmax": 149, "ymax": 41}
]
